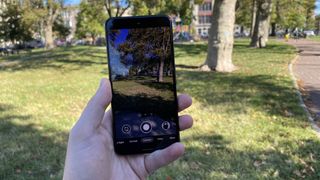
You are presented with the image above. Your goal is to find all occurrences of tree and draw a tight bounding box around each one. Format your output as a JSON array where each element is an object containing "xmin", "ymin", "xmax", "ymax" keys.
[
  {"xmin": 251, "ymin": 0, "xmax": 257, "ymax": 36},
  {"xmin": 76, "ymin": 1, "xmax": 107, "ymax": 45},
  {"xmin": 53, "ymin": 15, "xmax": 70, "ymax": 40},
  {"xmin": 23, "ymin": 0, "xmax": 64, "ymax": 49},
  {"xmin": 269, "ymin": 0, "xmax": 316, "ymax": 35},
  {"xmin": 236, "ymin": 0, "xmax": 253, "ymax": 31},
  {"xmin": 250, "ymin": 0, "xmax": 272, "ymax": 48},
  {"xmin": 200, "ymin": 0, "xmax": 237, "ymax": 72},
  {"xmin": 132, "ymin": 0, "xmax": 197, "ymax": 26},
  {"xmin": 132, "ymin": 0, "xmax": 164, "ymax": 15},
  {"xmin": 304, "ymin": 0, "xmax": 316, "ymax": 30},
  {"xmin": 104, "ymin": 0, "xmax": 131, "ymax": 17},
  {"xmin": 116, "ymin": 28, "xmax": 172, "ymax": 82},
  {"xmin": 0, "ymin": 5, "xmax": 33, "ymax": 44}
]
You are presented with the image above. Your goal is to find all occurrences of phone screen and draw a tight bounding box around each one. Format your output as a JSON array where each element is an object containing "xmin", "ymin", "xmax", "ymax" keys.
[{"xmin": 106, "ymin": 17, "xmax": 179, "ymax": 154}]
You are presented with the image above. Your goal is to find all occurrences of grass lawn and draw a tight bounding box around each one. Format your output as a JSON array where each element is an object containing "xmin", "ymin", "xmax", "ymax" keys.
[
  {"xmin": 307, "ymin": 35, "xmax": 320, "ymax": 42},
  {"xmin": 1, "ymin": 39, "xmax": 320, "ymax": 179}
]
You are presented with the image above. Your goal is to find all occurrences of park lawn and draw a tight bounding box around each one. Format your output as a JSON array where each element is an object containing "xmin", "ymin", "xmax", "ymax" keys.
[
  {"xmin": 0, "ymin": 40, "xmax": 320, "ymax": 179},
  {"xmin": 307, "ymin": 35, "xmax": 320, "ymax": 42}
]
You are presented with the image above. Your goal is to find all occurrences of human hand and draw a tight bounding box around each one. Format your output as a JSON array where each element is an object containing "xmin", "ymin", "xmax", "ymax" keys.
[{"xmin": 63, "ymin": 78, "xmax": 193, "ymax": 180}]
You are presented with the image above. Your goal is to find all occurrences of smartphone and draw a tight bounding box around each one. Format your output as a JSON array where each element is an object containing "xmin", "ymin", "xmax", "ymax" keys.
[{"xmin": 105, "ymin": 16, "xmax": 179, "ymax": 155}]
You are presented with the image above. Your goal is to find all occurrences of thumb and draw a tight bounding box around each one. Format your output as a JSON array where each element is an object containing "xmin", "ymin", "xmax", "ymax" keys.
[{"xmin": 73, "ymin": 78, "xmax": 112, "ymax": 135}]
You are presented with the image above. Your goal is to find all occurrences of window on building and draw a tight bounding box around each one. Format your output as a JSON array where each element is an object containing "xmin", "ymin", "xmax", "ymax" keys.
[
  {"xmin": 198, "ymin": 28, "xmax": 202, "ymax": 35},
  {"xmin": 198, "ymin": 16, "xmax": 211, "ymax": 24},
  {"xmin": 199, "ymin": 2, "xmax": 212, "ymax": 11}
]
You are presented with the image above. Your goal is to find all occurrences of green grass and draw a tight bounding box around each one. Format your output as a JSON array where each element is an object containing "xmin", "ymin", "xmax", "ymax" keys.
[
  {"xmin": 1, "ymin": 40, "xmax": 320, "ymax": 179},
  {"xmin": 307, "ymin": 35, "xmax": 320, "ymax": 42}
]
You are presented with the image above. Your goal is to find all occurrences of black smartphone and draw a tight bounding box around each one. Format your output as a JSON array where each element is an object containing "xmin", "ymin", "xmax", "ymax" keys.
[{"xmin": 105, "ymin": 16, "xmax": 179, "ymax": 155}]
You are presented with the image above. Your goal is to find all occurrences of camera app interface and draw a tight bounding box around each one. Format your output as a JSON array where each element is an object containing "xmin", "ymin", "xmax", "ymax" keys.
[{"xmin": 108, "ymin": 27, "xmax": 178, "ymax": 144}]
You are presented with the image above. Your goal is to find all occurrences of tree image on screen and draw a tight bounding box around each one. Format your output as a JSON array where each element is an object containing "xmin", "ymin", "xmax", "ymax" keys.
[
  {"xmin": 117, "ymin": 28, "xmax": 171, "ymax": 82},
  {"xmin": 108, "ymin": 27, "xmax": 176, "ymax": 138}
]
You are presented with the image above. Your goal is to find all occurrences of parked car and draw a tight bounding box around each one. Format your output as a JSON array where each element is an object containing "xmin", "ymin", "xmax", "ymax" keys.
[
  {"xmin": 200, "ymin": 32, "xmax": 209, "ymax": 39},
  {"xmin": 0, "ymin": 47, "xmax": 9, "ymax": 56},
  {"xmin": 173, "ymin": 32, "xmax": 194, "ymax": 42},
  {"xmin": 303, "ymin": 30, "xmax": 315, "ymax": 37},
  {"xmin": 95, "ymin": 37, "xmax": 106, "ymax": 46},
  {"xmin": 25, "ymin": 40, "xmax": 44, "ymax": 48},
  {"xmin": 55, "ymin": 39, "xmax": 66, "ymax": 47},
  {"xmin": 73, "ymin": 39, "xmax": 85, "ymax": 46}
]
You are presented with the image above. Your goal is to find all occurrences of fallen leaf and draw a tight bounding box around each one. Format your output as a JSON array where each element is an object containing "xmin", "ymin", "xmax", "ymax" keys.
[
  {"xmin": 254, "ymin": 160, "xmax": 263, "ymax": 168},
  {"xmin": 190, "ymin": 162, "xmax": 200, "ymax": 170},
  {"xmin": 293, "ymin": 170, "xmax": 302, "ymax": 177},
  {"xmin": 273, "ymin": 170, "xmax": 279, "ymax": 177}
]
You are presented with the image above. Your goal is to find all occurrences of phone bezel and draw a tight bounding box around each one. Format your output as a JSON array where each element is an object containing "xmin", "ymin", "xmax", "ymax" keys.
[{"xmin": 105, "ymin": 16, "xmax": 180, "ymax": 155}]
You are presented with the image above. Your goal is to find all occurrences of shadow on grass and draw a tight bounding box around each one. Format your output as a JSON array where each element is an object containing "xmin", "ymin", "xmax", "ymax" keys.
[
  {"xmin": 0, "ymin": 46, "xmax": 106, "ymax": 71},
  {"xmin": 177, "ymin": 70, "xmax": 306, "ymax": 124},
  {"xmin": 176, "ymin": 64, "xmax": 199, "ymax": 69},
  {"xmin": 175, "ymin": 134, "xmax": 320, "ymax": 179},
  {"xmin": 174, "ymin": 44, "xmax": 207, "ymax": 58},
  {"xmin": 0, "ymin": 103, "xmax": 67, "ymax": 179}
]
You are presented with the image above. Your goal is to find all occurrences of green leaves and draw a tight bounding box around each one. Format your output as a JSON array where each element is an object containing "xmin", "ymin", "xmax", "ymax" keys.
[
  {"xmin": 0, "ymin": 5, "xmax": 33, "ymax": 42},
  {"xmin": 132, "ymin": 0, "xmax": 194, "ymax": 25},
  {"xmin": 237, "ymin": 0, "xmax": 317, "ymax": 29},
  {"xmin": 75, "ymin": 1, "xmax": 107, "ymax": 40}
]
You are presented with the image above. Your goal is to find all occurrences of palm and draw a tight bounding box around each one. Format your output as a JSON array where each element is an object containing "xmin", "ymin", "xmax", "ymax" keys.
[
  {"xmin": 63, "ymin": 79, "xmax": 192, "ymax": 180},
  {"xmin": 94, "ymin": 112, "xmax": 149, "ymax": 179}
]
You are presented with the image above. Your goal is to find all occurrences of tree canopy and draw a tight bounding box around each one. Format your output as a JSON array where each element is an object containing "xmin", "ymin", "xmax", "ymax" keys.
[
  {"xmin": 116, "ymin": 27, "xmax": 172, "ymax": 82},
  {"xmin": 75, "ymin": 0, "xmax": 107, "ymax": 43},
  {"xmin": 132, "ymin": 0, "xmax": 197, "ymax": 25},
  {"xmin": 0, "ymin": 4, "xmax": 33, "ymax": 43},
  {"xmin": 236, "ymin": 0, "xmax": 316, "ymax": 30}
]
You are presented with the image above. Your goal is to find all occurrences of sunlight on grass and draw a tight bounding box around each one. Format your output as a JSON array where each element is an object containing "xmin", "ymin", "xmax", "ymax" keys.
[
  {"xmin": 307, "ymin": 36, "xmax": 320, "ymax": 42},
  {"xmin": 1, "ymin": 40, "xmax": 320, "ymax": 179}
]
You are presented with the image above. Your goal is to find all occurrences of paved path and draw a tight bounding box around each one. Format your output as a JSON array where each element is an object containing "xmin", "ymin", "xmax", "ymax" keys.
[{"xmin": 287, "ymin": 39, "xmax": 320, "ymax": 117}]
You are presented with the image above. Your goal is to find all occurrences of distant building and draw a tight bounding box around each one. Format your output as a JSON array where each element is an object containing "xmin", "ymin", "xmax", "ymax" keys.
[
  {"xmin": 192, "ymin": 0, "xmax": 213, "ymax": 37},
  {"xmin": 192, "ymin": 0, "xmax": 243, "ymax": 38},
  {"xmin": 61, "ymin": 7, "xmax": 79, "ymax": 41}
]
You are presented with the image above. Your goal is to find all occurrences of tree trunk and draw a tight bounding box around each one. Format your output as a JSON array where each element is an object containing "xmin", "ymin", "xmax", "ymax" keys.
[
  {"xmin": 200, "ymin": 0, "xmax": 237, "ymax": 72},
  {"xmin": 270, "ymin": 22, "xmax": 276, "ymax": 36},
  {"xmin": 45, "ymin": 22, "xmax": 54, "ymax": 49},
  {"xmin": 250, "ymin": 0, "xmax": 257, "ymax": 37},
  {"xmin": 158, "ymin": 58, "xmax": 164, "ymax": 82},
  {"xmin": 92, "ymin": 35, "xmax": 96, "ymax": 45},
  {"xmin": 44, "ymin": 6, "xmax": 59, "ymax": 50},
  {"xmin": 250, "ymin": 0, "xmax": 272, "ymax": 48}
]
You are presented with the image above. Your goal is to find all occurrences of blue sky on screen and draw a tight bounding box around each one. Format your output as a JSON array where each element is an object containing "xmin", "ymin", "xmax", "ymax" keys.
[
  {"xmin": 67, "ymin": 0, "xmax": 320, "ymax": 14},
  {"xmin": 114, "ymin": 29, "xmax": 129, "ymax": 48}
]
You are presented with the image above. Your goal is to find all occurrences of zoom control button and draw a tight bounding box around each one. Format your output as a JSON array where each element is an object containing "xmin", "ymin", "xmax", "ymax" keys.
[
  {"xmin": 140, "ymin": 122, "xmax": 152, "ymax": 133},
  {"xmin": 122, "ymin": 124, "xmax": 131, "ymax": 134}
]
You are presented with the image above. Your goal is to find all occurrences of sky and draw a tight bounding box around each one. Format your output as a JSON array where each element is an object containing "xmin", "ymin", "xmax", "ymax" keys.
[
  {"xmin": 65, "ymin": 0, "xmax": 80, "ymax": 5},
  {"xmin": 317, "ymin": 0, "xmax": 320, "ymax": 15},
  {"xmin": 68, "ymin": 0, "xmax": 320, "ymax": 15}
]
